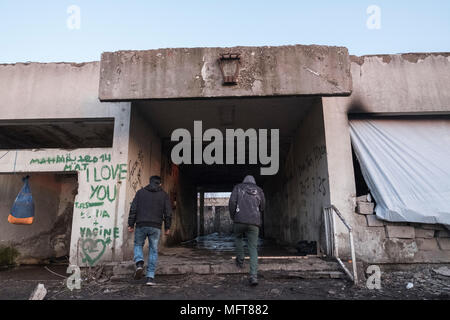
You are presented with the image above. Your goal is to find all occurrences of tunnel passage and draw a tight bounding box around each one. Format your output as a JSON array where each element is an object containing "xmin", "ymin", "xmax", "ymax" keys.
[{"xmin": 131, "ymin": 95, "xmax": 331, "ymax": 256}]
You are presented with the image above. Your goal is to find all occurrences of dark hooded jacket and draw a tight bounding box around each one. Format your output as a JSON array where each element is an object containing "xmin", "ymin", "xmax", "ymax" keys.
[
  {"xmin": 228, "ymin": 175, "xmax": 265, "ymax": 227},
  {"xmin": 128, "ymin": 180, "xmax": 172, "ymax": 230}
]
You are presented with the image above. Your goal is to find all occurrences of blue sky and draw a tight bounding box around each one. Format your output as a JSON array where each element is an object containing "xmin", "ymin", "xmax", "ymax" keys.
[{"xmin": 1, "ymin": 1, "xmax": 449, "ymax": 63}]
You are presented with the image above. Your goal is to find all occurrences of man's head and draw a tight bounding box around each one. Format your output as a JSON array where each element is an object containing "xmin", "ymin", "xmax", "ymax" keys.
[
  {"xmin": 149, "ymin": 175, "xmax": 162, "ymax": 186},
  {"xmin": 243, "ymin": 175, "xmax": 256, "ymax": 184}
]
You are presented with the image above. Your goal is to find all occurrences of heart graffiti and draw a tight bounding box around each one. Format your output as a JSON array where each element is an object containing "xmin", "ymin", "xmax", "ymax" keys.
[{"xmin": 81, "ymin": 238, "xmax": 107, "ymax": 266}]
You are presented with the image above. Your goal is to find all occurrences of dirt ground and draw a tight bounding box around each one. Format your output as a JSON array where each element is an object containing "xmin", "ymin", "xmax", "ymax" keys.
[{"xmin": 0, "ymin": 264, "xmax": 449, "ymax": 300}]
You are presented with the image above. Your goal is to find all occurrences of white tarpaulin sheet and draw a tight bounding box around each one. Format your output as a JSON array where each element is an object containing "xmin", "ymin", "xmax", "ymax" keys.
[{"xmin": 349, "ymin": 118, "xmax": 450, "ymax": 227}]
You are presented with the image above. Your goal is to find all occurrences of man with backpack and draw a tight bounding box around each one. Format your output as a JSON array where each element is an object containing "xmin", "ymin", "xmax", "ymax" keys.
[
  {"xmin": 228, "ymin": 175, "xmax": 266, "ymax": 286},
  {"xmin": 128, "ymin": 175, "xmax": 172, "ymax": 286}
]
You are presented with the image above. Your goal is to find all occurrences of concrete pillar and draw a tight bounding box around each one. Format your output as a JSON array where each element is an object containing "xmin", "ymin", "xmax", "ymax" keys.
[
  {"xmin": 213, "ymin": 206, "xmax": 221, "ymax": 235},
  {"xmin": 199, "ymin": 192, "xmax": 205, "ymax": 236}
]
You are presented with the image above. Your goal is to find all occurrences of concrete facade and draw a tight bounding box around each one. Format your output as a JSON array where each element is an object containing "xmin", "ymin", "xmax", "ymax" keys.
[
  {"xmin": 322, "ymin": 52, "xmax": 450, "ymax": 263},
  {"xmin": 264, "ymin": 98, "xmax": 329, "ymax": 251},
  {"xmin": 0, "ymin": 46, "xmax": 449, "ymax": 267},
  {"xmin": 0, "ymin": 62, "xmax": 131, "ymax": 266},
  {"xmin": 99, "ymin": 45, "xmax": 352, "ymax": 100}
]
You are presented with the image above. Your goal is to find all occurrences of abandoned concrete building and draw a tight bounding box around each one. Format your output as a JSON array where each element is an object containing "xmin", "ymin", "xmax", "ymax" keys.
[{"xmin": 0, "ymin": 45, "xmax": 449, "ymax": 272}]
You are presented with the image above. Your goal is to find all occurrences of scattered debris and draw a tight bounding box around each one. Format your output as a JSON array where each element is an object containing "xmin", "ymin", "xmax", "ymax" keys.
[
  {"xmin": 29, "ymin": 283, "xmax": 47, "ymax": 300},
  {"xmin": 82, "ymin": 264, "xmax": 111, "ymax": 284},
  {"xmin": 44, "ymin": 266, "xmax": 67, "ymax": 279},
  {"xmin": 296, "ymin": 241, "xmax": 317, "ymax": 256},
  {"xmin": 269, "ymin": 288, "xmax": 281, "ymax": 296},
  {"xmin": 432, "ymin": 267, "xmax": 450, "ymax": 277},
  {"xmin": 2, "ymin": 264, "xmax": 450, "ymax": 300}
]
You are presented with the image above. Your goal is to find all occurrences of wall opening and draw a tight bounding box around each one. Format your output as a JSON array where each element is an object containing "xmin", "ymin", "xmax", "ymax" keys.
[
  {"xmin": 0, "ymin": 172, "xmax": 78, "ymax": 266},
  {"xmin": 0, "ymin": 118, "xmax": 115, "ymax": 149},
  {"xmin": 351, "ymin": 145, "xmax": 371, "ymax": 198},
  {"xmin": 130, "ymin": 96, "xmax": 330, "ymax": 257}
]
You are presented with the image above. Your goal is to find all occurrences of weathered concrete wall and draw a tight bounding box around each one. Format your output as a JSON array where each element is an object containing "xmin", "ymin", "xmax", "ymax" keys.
[
  {"xmin": 348, "ymin": 53, "xmax": 450, "ymax": 113},
  {"xmin": 0, "ymin": 62, "xmax": 132, "ymax": 266},
  {"xmin": 123, "ymin": 106, "xmax": 162, "ymax": 260},
  {"xmin": 0, "ymin": 173, "xmax": 77, "ymax": 265},
  {"xmin": 0, "ymin": 62, "xmax": 130, "ymax": 120},
  {"xmin": 99, "ymin": 45, "xmax": 352, "ymax": 100},
  {"xmin": 264, "ymin": 99, "xmax": 330, "ymax": 249},
  {"xmin": 203, "ymin": 206, "xmax": 233, "ymax": 235},
  {"xmin": 323, "ymin": 52, "xmax": 450, "ymax": 263}
]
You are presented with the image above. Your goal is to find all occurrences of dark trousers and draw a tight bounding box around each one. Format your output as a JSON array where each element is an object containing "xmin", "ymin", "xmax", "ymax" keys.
[{"xmin": 234, "ymin": 223, "xmax": 259, "ymax": 276}]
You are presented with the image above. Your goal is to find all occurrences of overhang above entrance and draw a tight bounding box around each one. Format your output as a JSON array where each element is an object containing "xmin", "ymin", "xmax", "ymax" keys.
[{"xmin": 99, "ymin": 45, "xmax": 352, "ymax": 101}]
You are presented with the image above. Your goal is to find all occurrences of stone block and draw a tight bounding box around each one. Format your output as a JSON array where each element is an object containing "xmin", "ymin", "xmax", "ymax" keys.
[
  {"xmin": 416, "ymin": 238, "xmax": 439, "ymax": 251},
  {"xmin": 421, "ymin": 224, "xmax": 445, "ymax": 231},
  {"xmin": 436, "ymin": 230, "xmax": 450, "ymax": 238},
  {"xmin": 414, "ymin": 228, "xmax": 435, "ymax": 239},
  {"xmin": 437, "ymin": 238, "xmax": 450, "ymax": 251},
  {"xmin": 385, "ymin": 225, "xmax": 415, "ymax": 239},
  {"xmin": 356, "ymin": 194, "xmax": 371, "ymax": 202},
  {"xmin": 366, "ymin": 215, "xmax": 384, "ymax": 227},
  {"xmin": 356, "ymin": 201, "xmax": 375, "ymax": 215}
]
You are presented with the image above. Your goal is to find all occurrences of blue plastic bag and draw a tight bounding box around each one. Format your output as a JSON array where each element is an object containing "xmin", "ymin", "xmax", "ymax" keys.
[{"xmin": 8, "ymin": 176, "xmax": 35, "ymax": 225}]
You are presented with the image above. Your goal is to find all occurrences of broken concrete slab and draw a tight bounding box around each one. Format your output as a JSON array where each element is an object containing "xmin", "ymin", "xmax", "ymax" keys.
[
  {"xmin": 385, "ymin": 226, "xmax": 415, "ymax": 239},
  {"xmin": 99, "ymin": 45, "xmax": 352, "ymax": 101},
  {"xmin": 432, "ymin": 266, "xmax": 450, "ymax": 277},
  {"xmin": 356, "ymin": 201, "xmax": 375, "ymax": 215},
  {"xmin": 29, "ymin": 283, "xmax": 47, "ymax": 300}
]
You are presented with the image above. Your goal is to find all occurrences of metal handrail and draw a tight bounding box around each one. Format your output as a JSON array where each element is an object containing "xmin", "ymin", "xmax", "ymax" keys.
[{"xmin": 323, "ymin": 205, "xmax": 358, "ymax": 285}]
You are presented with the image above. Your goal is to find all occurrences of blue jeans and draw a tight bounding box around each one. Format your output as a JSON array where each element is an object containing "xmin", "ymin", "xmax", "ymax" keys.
[{"xmin": 133, "ymin": 226, "xmax": 161, "ymax": 278}]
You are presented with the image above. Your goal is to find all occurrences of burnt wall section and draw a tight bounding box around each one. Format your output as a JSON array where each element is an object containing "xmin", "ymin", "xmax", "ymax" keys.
[
  {"xmin": 323, "ymin": 52, "xmax": 450, "ymax": 263},
  {"xmin": 99, "ymin": 45, "xmax": 352, "ymax": 100},
  {"xmin": 0, "ymin": 173, "xmax": 78, "ymax": 265},
  {"xmin": 264, "ymin": 99, "xmax": 330, "ymax": 250},
  {"xmin": 160, "ymin": 159, "xmax": 197, "ymax": 247}
]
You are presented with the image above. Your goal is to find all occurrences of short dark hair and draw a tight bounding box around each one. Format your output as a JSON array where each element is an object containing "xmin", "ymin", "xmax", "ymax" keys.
[{"xmin": 150, "ymin": 175, "xmax": 162, "ymax": 185}]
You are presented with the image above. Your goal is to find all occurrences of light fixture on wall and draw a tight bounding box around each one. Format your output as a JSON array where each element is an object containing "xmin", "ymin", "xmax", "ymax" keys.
[{"xmin": 218, "ymin": 53, "xmax": 241, "ymax": 85}]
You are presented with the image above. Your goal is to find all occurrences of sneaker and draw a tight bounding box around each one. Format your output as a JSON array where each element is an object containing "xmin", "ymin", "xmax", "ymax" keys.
[
  {"xmin": 146, "ymin": 277, "xmax": 156, "ymax": 286},
  {"xmin": 235, "ymin": 258, "xmax": 244, "ymax": 269},
  {"xmin": 248, "ymin": 275, "xmax": 258, "ymax": 286},
  {"xmin": 134, "ymin": 261, "xmax": 144, "ymax": 280}
]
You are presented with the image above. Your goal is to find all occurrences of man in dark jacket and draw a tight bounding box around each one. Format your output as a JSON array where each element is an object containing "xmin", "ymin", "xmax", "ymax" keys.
[
  {"xmin": 128, "ymin": 175, "xmax": 171, "ymax": 286},
  {"xmin": 229, "ymin": 175, "xmax": 265, "ymax": 286}
]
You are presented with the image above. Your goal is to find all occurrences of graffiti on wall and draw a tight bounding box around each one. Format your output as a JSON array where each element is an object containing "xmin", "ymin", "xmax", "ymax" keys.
[
  {"xmin": 128, "ymin": 149, "xmax": 144, "ymax": 193},
  {"xmin": 29, "ymin": 153, "xmax": 127, "ymax": 266},
  {"xmin": 295, "ymin": 145, "xmax": 328, "ymax": 197}
]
